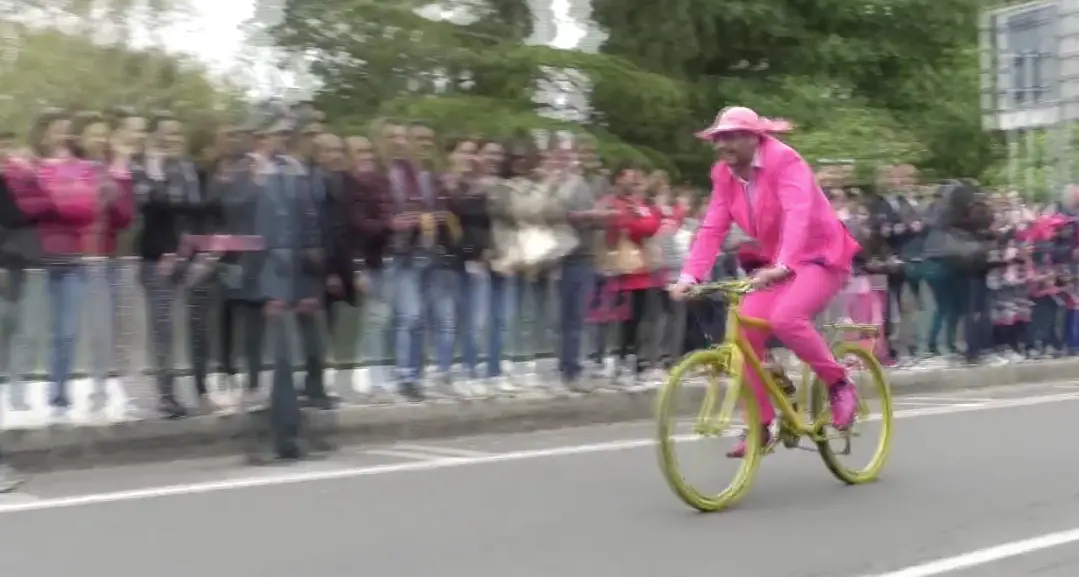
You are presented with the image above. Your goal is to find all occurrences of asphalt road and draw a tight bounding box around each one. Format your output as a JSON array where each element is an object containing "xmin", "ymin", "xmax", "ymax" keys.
[{"xmin": 1, "ymin": 382, "xmax": 1079, "ymax": 577}]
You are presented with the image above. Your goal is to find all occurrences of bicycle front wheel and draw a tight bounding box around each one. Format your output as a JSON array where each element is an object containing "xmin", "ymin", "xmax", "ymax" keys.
[
  {"xmin": 810, "ymin": 341, "xmax": 893, "ymax": 484},
  {"xmin": 655, "ymin": 347, "xmax": 763, "ymax": 512}
]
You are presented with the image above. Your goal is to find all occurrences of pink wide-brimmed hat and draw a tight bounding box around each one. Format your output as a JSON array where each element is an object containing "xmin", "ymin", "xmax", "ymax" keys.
[{"xmin": 695, "ymin": 106, "xmax": 794, "ymax": 140}]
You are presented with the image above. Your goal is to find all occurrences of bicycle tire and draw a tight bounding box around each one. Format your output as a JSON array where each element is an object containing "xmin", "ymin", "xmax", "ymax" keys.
[
  {"xmin": 655, "ymin": 346, "xmax": 763, "ymax": 512},
  {"xmin": 810, "ymin": 341, "xmax": 893, "ymax": 485}
]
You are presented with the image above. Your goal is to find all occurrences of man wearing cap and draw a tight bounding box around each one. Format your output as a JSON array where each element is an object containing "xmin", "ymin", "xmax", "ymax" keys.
[
  {"xmin": 668, "ymin": 106, "xmax": 862, "ymax": 458},
  {"xmin": 215, "ymin": 103, "xmax": 324, "ymax": 458}
]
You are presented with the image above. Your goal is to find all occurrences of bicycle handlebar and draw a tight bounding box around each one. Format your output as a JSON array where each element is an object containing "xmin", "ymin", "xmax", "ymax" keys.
[{"xmin": 684, "ymin": 279, "xmax": 755, "ymax": 300}]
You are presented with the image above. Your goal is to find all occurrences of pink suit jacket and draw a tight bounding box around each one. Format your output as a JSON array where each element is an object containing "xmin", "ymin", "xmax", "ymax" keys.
[{"xmin": 681, "ymin": 136, "xmax": 861, "ymax": 282}]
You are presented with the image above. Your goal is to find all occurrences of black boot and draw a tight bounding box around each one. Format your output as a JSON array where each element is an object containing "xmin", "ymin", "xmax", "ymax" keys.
[
  {"xmin": 157, "ymin": 374, "xmax": 188, "ymax": 419},
  {"xmin": 158, "ymin": 395, "xmax": 188, "ymax": 419}
]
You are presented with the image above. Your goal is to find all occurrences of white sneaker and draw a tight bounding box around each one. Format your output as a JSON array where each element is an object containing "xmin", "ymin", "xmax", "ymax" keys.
[
  {"xmin": 490, "ymin": 376, "xmax": 517, "ymax": 396},
  {"xmin": 986, "ymin": 353, "xmax": 1010, "ymax": 367},
  {"xmin": 468, "ymin": 379, "xmax": 490, "ymax": 398},
  {"xmin": 449, "ymin": 379, "xmax": 474, "ymax": 399}
]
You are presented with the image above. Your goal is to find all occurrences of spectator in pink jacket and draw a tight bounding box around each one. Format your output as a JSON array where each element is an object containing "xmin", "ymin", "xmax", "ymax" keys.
[{"xmin": 4, "ymin": 109, "xmax": 133, "ymax": 419}]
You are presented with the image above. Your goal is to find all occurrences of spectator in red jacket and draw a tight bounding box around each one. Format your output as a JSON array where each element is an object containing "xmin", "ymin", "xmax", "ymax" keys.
[
  {"xmin": 4, "ymin": 109, "xmax": 133, "ymax": 419},
  {"xmin": 604, "ymin": 163, "xmax": 661, "ymax": 383}
]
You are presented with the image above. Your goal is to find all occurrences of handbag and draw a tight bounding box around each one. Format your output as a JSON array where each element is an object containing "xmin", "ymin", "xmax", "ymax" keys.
[{"xmin": 611, "ymin": 232, "xmax": 647, "ymax": 275}]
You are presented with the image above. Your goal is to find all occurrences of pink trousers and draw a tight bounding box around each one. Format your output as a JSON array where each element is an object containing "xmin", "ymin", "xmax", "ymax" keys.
[{"xmin": 739, "ymin": 265, "xmax": 849, "ymax": 424}]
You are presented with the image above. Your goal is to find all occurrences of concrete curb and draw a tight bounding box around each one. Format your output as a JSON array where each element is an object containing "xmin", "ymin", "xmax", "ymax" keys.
[{"xmin": 5, "ymin": 359, "xmax": 1078, "ymax": 470}]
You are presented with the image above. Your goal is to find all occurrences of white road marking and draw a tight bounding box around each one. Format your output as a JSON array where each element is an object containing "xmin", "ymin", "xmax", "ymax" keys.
[
  {"xmin": 364, "ymin": 449, "xmax": 446, "ymax": 462},
  {"xmin": 891, "ymin": 401, "xmax": 977, "ymax": 407},
  {"xmin": 863, "ymin": 527, "xmax": 1079, "ymax": 576},
  {"xmin": 0, "ymin": 391, "xmax": 1076, "ymax": 516},
  {"xmin": 902, "ymin": 396, "xmax": 998, "ymax": 403},
  {"xmin": 0, "ymin": 493, "xmax": 41, "ymax": 505},
  {"xmin": 392, "ymin": 444, "xmax": 494, "ymax": 458}
]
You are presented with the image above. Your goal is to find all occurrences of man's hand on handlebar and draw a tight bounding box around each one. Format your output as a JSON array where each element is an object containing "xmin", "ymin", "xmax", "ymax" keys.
[
  {"xmin": 748, "ymin": 265, "xmax": 790, "ymax": 289},
  {"xmin": 668, "ymin": 281, "xmax": 693, "ymax": 302}
]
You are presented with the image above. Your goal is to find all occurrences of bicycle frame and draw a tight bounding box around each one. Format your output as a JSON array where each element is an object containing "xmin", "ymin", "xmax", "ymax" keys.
[{"xmin": 699, "ymin": 292, "xmax": 882, "ymax": 440}]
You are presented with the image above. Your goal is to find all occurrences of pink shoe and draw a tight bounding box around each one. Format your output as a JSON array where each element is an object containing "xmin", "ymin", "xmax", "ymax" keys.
[
  {"xmin": 726, "ymin": 425, "xmax": 771, "ymax": 459},
  {"xmin": 829, "ymin": 381, "xmax": 858, "ymax": 431}
]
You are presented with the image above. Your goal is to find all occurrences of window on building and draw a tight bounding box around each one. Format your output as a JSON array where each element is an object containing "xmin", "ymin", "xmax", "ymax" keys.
[{"xmin": 1007, "ymin": 4, "xmax": 1057, "ymax": 107}]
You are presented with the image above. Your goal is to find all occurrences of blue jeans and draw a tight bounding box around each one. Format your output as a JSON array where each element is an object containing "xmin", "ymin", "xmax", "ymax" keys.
[
  {"xmin": 923, "ymin": 260, "xmax": 962, "ymax": 355},
  {"xmin": 558, "ymin": 259, "xmax": 594, "ymax": 381},
  {"xmin": 456, "ymin": 266, "xmax": 490, "ymax": 378},
  {"xmin": 486, "ymin": 272, "xmax": 516, "ymax": 377},
  {"xmin": 511, "ymin": 274, "xmax": 551, "ymax": 365},
  {"xmin": 47, "ymin": 264, "xmax": 88, "ymax": 405},
  {"xmin": 358, "ymin": 269, "xmax": 394, "ymax": 388},
  {"xmin": 392, "ymin": 261, "xmax": 457, "ymax": 381},
  {"xmin": 47, "ymin": 260, "xmax": 121, "ymax": 407}
]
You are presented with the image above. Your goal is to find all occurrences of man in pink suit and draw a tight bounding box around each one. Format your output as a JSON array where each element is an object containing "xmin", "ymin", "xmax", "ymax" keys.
[{"xmin": 669, "ymin": 106, "xmax": 862, "ymax": 458}]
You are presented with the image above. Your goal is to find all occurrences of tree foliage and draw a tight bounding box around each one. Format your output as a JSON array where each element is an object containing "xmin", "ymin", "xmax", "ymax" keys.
[
  {"xmin": 0, "ymin": 0, "xmax": 241, "ymax": 134},
  {"xmin": 264, "ymin": 0, "xmax": 996, "ymax": 184}
]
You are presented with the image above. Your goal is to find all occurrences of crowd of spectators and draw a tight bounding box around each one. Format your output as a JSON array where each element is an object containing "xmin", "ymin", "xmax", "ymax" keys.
[
  {"xmin": 825, "ymin": 164, "xmax": 1079, "ymax": 367},
  {"xmin": 0, "ymin": 100, "xmax": 1075, "ymax": 464}
]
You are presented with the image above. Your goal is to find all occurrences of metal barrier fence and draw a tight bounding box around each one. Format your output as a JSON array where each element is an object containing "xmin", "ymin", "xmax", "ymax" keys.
[
  {"xmin": 0, "ymin": 257, "xmax": 939, "ymax": 423},
  {"xmin": 0, "ymin": 257, "xmax": 593, "ymax": 428}
]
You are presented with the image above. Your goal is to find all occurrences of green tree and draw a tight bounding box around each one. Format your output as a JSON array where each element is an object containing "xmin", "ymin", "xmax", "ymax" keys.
[
  {"xmin": 262, "ymin": 0, "xmax": 685, "ymax": 170},
  {"xmin": 591, "ymin": 0, "xmax": 995, "ymax": 182},
  {"xmin": 0, "ymin": 0, "xmax": 241, "ymax": 132},
  {"xmin": 262, "ymin": 0, "xmax": 993, "ymax": 183}
]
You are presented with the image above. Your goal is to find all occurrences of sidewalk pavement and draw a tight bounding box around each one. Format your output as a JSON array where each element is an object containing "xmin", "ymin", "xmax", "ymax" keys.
[{"xmin": 3, "ymin": 358, "xmax": 1077, "ymax": 470}]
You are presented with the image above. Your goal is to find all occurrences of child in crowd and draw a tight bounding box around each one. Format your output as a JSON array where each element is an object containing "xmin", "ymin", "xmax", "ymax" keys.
[
  {"xmin": 1028, "ymin": 247, "xmax": 1063, "ymax": 356},
  {"xmin": 988, "ymin": 239, "xmax": 1030, "ymax": 359}
]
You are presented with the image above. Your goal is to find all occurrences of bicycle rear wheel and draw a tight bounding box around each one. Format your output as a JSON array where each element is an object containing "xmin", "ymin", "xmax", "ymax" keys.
[
  {"xmin": 810, "ymin": 341, "xmax": 893, "ymax": 484},
  {"xmin": 655, "ymin": 346, "xmax": 762, "ymax": 512}
]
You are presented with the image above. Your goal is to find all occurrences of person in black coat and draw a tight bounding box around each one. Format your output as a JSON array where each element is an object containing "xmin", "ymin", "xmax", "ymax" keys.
[
  {"xmin": 313, "ymin": 133, "xmax": 359, "ymax": 316},
  {"xmin": 134, "ymin": 112, "xmax": 222, "ymax": 418},
  {"xmin": 310, "ymin": 132, "xmax": 361, "ymax": 407},
  {"xmin": 0, "ymin": 130, "xmax": 38, "ymax": 414},
  {"xmin": 444, "ymin": 136, "xmax": 490, "ymax": 388}
]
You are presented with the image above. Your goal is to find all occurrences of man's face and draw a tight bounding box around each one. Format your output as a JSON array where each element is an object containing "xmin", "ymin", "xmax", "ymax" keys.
[
  {"xmin": 408, "ymin": 125, "xmax": 435, "ymax": 158},
  {"xmin": 158, "ymin": 120, "xmax": 185, "ymax": 156},
  {"xmin": 875, "ymin": 165, "xmax": 895, "ymax": 192},
  {"xmin": 897, "ymin": 164, "xmax": 917, "ymax": 190},
  {"xmin": 479, "ymin": 142, "xmax": 504, "ymax": 175},
  {"xmin": 263, "ymin": 130, "xmax": 288, "ymax": 154},
  {"xmin": 712, "ymin": 131, "xmax": 756, "ymax": 167},
  {"xmin": 316, "ymin": 136, "xmax": 345, "ymax": 170},
  {"xmin": 816, "ymin": 166, "xmax": 837, "ymax": 189},
  {"xmin": 577, "ymin": 144, "xmax": 599, "ymax": 170},
  {"xmin": 382, "ymin": 124, "xmax": 408, "ymax": 157},
  {"xmin": 299, "ymin": 123, "xmax": 323, "ymax": 158},
  {"xmin": 124, "ymin": 116, "xmax": 148, "ymax": 151}
]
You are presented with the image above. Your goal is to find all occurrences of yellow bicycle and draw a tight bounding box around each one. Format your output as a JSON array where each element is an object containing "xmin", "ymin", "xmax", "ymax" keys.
[{"xmin": 655, "ymin": 278, "xmax": 893, "ymax": 512}]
